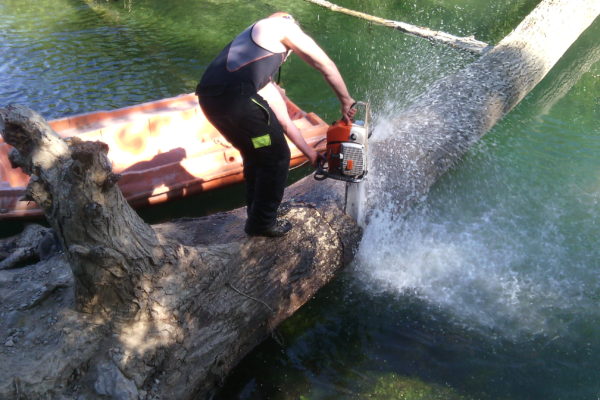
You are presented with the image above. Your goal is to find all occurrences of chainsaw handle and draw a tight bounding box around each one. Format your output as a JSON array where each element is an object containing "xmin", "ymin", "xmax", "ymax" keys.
[
  {"xmin": 343, "ymin": 101, "xmax": 369, "ymax": 122},
  {"xmin": 341, "ymin": 101, "xmax": 357, "ymax": 123},
  {"xmin": 316, "ymin": 153, "xmax": 327, "ymax": 166},
  {"xmin": 352, "ymin": 101, "xmax": 373, "ymax": 138},
  {"xmin": 352, "ymin": 101, "xmax": 369, "ymax": 118}
]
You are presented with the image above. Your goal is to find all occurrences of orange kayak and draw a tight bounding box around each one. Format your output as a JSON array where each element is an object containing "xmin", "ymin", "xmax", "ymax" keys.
[{"xmin": 0, "ymin": 93, "xmax": 328, "ymax": 220}]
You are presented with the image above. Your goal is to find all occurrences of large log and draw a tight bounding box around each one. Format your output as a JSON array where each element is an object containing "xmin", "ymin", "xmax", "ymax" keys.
[
  {"xmin": 0, "ymin": 104, "xmax": 361, "ymax": 399},
  {"xmin": 0, "ymin": 0, "xmax": 598, "ymax": 399},
  {"xmin": 369, "ymin": 0, "xmax": 600, "ymax": 215},
  {"xmin": 304, "ymin": 0, "xmax": 491, "ymax": 54}
]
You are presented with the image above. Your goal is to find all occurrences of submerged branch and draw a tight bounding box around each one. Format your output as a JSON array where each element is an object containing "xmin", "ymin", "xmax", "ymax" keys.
[{"xmin": 304, "ymin": 0, "xmax": 491, "ymax": 55}]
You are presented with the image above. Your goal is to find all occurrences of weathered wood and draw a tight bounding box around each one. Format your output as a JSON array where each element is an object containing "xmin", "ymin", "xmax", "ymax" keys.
[
  {"xmin": 0, "ymin": 0, "xmax": 598, "ymax": 399},
  {"xmin": 0, "ymin": 104, "xmax": 360, "ymax": 399},
  {"xmin": 0, "ymin": 224, "xmax": 59, "ymax": 270},
  {"xmin": 1, "ymin": 104, "xmax": 160, "ymax": 318},
  {"xmin": 304, "ymin": 0, "xmax": 491, "ymax": 54}
]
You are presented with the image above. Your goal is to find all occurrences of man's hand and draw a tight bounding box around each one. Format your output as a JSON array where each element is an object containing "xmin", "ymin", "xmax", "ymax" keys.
[
  {"xmin": 342, "ymin": 98, "xmax": 357, "ymax": 123},
  {"xmin": 306, "ymin": 148, "xmax": 320, "ymax": 168},
  {"xmin": 315, "ymin": 152, "xmax": 327, "ymax": 168},
  {"xmin": 278, "ymin": 21, "xmax": 356, "ymax": 125}
]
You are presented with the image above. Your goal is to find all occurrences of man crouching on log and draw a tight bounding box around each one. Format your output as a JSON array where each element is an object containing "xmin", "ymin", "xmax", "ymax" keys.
[{"xmin": 196, "ymin": 12, "xmax": 356, "ymax": 237}]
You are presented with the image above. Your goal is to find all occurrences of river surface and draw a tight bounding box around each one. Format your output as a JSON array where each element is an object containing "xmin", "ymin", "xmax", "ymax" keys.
[{"xmin": 1, "ymin": 1, "xmax": 599, "ymax": 399}]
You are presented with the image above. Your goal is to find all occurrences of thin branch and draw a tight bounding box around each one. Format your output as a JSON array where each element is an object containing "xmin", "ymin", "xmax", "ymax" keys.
[{"xmin": 304, "ymin": 0, "xmax": 491, "ymax": 55}]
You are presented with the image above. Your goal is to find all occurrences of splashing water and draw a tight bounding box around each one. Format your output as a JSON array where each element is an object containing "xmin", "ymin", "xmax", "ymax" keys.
[{"xmin": 352, "ymin": 93, "xmax": 600, "ymax": 339}]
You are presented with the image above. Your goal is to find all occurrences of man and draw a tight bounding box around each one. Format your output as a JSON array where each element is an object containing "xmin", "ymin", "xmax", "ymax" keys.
[{"xmin": 196, "ymin": 12, "xmax": 355, "ymax": 237}]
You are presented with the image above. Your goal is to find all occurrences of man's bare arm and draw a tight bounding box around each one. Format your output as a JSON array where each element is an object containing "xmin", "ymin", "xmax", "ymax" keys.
[
  {"xmin": 258, "ymin": 82, "xmax": 319, "ymax": 166},
  {"xmin": 281, "ymin": 24, "xmax": 356, "ymax": 122}
]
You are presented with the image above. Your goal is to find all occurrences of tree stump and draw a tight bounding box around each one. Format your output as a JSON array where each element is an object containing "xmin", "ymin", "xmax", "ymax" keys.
[{"xmin": 0, "ymin": 104, "xmax": 361, "ymax": 399}]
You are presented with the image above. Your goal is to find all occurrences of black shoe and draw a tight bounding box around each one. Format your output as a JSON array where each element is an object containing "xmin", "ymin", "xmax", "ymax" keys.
[
  {"xmin": 245, "ymin": 219, "xmax": 292, "ymax": 238},
  {"xmin": 277, "ymin": 202, "xmax": 293, "ymax": 217}
]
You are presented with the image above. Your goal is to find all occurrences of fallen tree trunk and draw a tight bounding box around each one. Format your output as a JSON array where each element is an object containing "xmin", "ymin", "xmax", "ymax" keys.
[
  {"xmin": 0, "ymin": 105, "xmax": 361, "ymax": 399},
  {"xmin": 369, "ymin": 0, "xmax": 600, "ymax": 215},
  {"xmin": 0, "ymin": 0, "xmax": 598, "ymax": 399},
  {"xmin": 304, "ymin": 0, "xmax": 491, "ymax": 54},
  {"xmin": 529, "ymin": 21, "xmax": 600, "ymax": 117}
]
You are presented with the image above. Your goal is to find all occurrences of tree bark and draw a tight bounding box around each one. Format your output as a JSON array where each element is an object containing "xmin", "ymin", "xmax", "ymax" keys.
[
  {"xmin": 0, "ymin": 0, "xmax": 598, "ymax": 399},
  {"xmin": 0, "ymin": 103, "xmax": 360, "ymax": 399},
  {"xmin": 304, "ymin": 0, "xmax": 491, "ymax": 54},
  {"xmin": 369, "ymin": 0, "xmax": 600, "ymax": 216},
  {"xmin": 528, "ymin": 22, "xmax": 600, "ymax": 117},
  {"xmin": 0, "ymin": 105, "xmax": 160, "ymax": 318}
]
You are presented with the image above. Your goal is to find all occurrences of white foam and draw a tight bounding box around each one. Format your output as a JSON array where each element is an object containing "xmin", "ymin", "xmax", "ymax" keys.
[{"xmin": 352, "ymin": 110, "xmax": 599, "ymax": 339}]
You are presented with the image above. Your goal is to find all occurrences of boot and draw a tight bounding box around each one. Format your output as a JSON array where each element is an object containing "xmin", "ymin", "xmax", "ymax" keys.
[{"xmin": 245, "ymin": 219, "xmax": 292, "ymax": 238}]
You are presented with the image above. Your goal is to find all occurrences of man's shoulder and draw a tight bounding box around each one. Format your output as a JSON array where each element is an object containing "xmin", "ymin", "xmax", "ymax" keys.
[
  {"xmin": 254, "ymin": 16, "xmax": 297, "ymax": 34},
  {"xmin": 252, "ymin": 17, "xmax": 297, "ymax": 52}
]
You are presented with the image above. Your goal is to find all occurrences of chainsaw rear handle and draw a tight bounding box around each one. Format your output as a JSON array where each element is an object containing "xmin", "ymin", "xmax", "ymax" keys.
[
  {"xmin": 314, "ymin": 154, "xmax": 328, "ymax": 180},
  {"xmin": 313, "ymin": 154, "xmax": 328, "ymax": 181}
]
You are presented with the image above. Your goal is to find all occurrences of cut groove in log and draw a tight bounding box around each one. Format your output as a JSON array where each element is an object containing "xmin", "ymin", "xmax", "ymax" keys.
[{"xmin": 304, "ymin": 0, "xmax": 491, "ymax": 54}]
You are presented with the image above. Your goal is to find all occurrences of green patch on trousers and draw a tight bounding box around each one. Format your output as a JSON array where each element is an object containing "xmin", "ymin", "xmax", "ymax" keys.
[{"xmin": 252, "ymin": 134, "xmax": 271, "ymax": 149}]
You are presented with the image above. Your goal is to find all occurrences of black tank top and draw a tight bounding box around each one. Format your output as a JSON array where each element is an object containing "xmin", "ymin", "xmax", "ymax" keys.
[{"xmin": 197, "ymin": 23, "xmax": 286, "ymax": 96}]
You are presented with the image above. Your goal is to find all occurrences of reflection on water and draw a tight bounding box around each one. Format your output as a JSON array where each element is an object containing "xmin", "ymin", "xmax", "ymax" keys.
[{"xmin": 0, "ymin": 0, "xmax": 204, "ymax": 119}]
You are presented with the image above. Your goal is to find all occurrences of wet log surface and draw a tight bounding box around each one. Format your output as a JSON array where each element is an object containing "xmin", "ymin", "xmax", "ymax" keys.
[{"xmin": 369, "ymin": 0, "xmax": 600, "ymax": 215}]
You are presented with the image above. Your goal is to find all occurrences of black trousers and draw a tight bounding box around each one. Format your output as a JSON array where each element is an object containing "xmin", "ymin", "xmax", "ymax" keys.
[{"xmin": 198, "ymin": 92, "xmax": 291, "ymax": 231}]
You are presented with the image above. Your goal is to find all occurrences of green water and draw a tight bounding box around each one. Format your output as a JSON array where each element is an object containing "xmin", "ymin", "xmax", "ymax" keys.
[{"xmin": 1, "ymin": 1, "xmax": 599, "ymax": 399}]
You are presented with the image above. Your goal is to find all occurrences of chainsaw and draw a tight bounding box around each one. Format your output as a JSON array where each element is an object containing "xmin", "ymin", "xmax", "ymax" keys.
[{"xmin": 314, "ymin": 101, "xmax": 372, "ymax": 183}]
